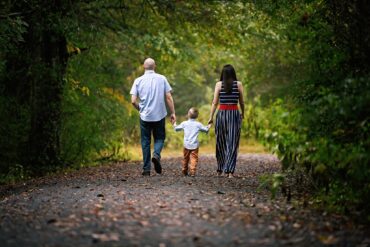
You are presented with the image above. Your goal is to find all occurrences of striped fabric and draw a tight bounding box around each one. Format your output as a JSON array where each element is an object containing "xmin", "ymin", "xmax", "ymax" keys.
[
  {"xmin": 215, "ymin": 110, "xmax": 241, "ymax": 174},
  {"xmin": 219, "ymin": 81, "xmax": 239, "ymax": 105},
  {"xmin": 215, "ymin": 81, "xmax": 241, "ymax": 174}
]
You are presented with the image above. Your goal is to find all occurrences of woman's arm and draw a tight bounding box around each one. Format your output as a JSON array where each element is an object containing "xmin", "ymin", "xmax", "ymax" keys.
[
  {"xmin": 238, "ymin": 81, "xmax": 245, "ymax": 119},
  {"xmin": 208, "ymin": 82, "xmax": 221, "ymax": 124}
]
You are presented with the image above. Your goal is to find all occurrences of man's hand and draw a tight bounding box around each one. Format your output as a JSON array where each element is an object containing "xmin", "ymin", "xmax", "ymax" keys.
[
  {"xmin": 131, "ymin": 95, "xmax": 140, "ymax": 111},
  {"xmin": 165, "ymin": 92, "xmax": 176, "ymax": 124},
  {"xmin": 207, "ymin": 118, "xmax": 213, "ymax": 125},
  {"xmin": 170, "ymin": 113, "xmax": 176, "ymax": 124}
]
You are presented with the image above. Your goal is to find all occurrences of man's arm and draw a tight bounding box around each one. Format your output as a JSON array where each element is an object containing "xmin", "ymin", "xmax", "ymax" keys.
[
  {"xmin": 131, "ymin": 95, "xmax": 140, "ymax": 111},
  {"xmin": 165, "ymin": 92, "xmax": 176, "ymax": 124}
]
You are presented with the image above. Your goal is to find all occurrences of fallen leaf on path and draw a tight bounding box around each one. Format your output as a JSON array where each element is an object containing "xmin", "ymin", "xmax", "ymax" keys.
[
  {"xmin": 293, "ymin": 223, "xmax": 301, "ymax": 228},
  {"xmin": 318, "ymin": 235, "xmax": 338, "ymax": 245},
  {"xmin": 280, "ymin": 215, "xmax": 287, "ymax": 221},
  {"xmin": 140, "ymin": 221, "xmax": 150, "ymax": 227},
  {"xmin": 92, "ymin": 233, "xmax": 120, "ymax": 242},
  {"xmin": 93, "ymin": 203, "xmax": 104, "ymax": 215}
]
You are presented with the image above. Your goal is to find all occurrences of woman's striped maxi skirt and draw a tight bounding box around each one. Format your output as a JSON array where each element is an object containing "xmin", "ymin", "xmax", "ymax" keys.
[{"xmin": 215, "ymin": 109, "xmax": 241, "ymax": 174}]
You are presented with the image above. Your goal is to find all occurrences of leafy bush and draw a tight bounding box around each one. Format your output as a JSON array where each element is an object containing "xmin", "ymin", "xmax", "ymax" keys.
[{"xmin": 247, "ymin": 82, "xmax": 370, "ymax": 214}]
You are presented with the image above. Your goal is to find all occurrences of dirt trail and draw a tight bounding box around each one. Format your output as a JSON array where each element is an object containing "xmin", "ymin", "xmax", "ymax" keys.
[{"xmin": 0, "ymin": 154, "xmax": 368, "ymax": 246}]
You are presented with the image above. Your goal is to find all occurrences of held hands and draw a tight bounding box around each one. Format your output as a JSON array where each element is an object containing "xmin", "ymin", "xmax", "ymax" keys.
[{"xmin": 207, "ymin": 118, "xmax": 213, "ymax": 125}]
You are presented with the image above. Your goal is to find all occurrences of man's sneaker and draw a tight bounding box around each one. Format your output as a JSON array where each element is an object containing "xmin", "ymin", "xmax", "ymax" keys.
[
  {"xmin": 142, "ymin": 171, "xmax": 150, "ymax": 176},
  {"xmin": 151, "ymin": 155, "xmax": 162, "ymax": 174}
]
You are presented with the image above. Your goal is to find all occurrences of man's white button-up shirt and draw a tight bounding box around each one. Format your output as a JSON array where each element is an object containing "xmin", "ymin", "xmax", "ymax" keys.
[{"xmin": 130, "ymin": 70, "xmax": 172, "ymax": 122}]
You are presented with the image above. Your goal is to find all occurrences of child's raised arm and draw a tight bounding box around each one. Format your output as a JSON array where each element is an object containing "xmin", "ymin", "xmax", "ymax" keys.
[{"xmin": 174, "ymin": 122, "xmax": 185, "ymax": 132}]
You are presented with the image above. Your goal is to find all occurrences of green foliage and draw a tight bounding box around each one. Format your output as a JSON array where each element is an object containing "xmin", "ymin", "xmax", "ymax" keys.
[
  {"xmin": 249, "ymin": 89, "xmax": 369, "ymax": 213},
  {"xmin": 58, "ymin": 0, "xmax": 229, "ymax": 165},
  {"xmin": 239, "ymin": 0, "xmax": 370, "ymax": 215},
  {"xmin": 61, "ymin": 76, "xmax": 134, "ymax": 164},
  {"xmin": 1, "ymin": 0, "xmax": 369, "ymax": 218},
  {"xmin": 259, "ymin": 173, "xmax": 285, "ymax": 199},
  {"xmin": 253, "ymin": 100, "xmax": 308, "ymax": 171},
  {"xmin": 0, "ymin": 15, "xmax": 28, "ymax": 53},
  {"xmin": 0, "ymin": 164, "xmax": 28, "ymax": 185},
  {"xmin": 0, "ymin": 13, "xmax": 28, "ymax": 87},
  {"xmin": 0, "ymin": 96, "xmax": 30, "ymax": 174}
]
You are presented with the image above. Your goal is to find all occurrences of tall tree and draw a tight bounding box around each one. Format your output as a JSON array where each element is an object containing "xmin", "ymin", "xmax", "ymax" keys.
[
  {"xmin": 3, "ymin": 0, "xmax": 70, "ymax": 173},
  {"xmin": 1, "ymin": 0, "xmax": 229, "ymax": 173}
]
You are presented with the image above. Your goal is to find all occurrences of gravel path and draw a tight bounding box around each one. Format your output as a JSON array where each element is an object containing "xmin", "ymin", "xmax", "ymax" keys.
[{"xmin": 0, "ymin": 154, "xmax": 369, "ymax": 247}]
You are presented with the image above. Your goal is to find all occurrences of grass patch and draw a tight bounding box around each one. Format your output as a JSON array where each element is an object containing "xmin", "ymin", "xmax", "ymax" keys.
[{"xmin": 125, "ymin": 138, "xmax": 268, "ymax": 161}]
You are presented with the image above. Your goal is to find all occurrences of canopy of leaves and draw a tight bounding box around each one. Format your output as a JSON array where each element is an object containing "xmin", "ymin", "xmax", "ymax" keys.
[{"xmin": 0, "ymin": 0, "xmax": 369, "ymax": 216}]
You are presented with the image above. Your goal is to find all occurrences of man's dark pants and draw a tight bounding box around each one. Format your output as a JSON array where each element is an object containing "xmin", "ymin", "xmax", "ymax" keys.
[{"xmin": 140, "ymin": 117, "xmax": 166, "ymax": 172}]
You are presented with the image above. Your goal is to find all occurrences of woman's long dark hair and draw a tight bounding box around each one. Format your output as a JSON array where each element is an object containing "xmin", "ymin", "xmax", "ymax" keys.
[{"xmin": 220, "ymin": 64, "xmax": 237, "ymax": 94}]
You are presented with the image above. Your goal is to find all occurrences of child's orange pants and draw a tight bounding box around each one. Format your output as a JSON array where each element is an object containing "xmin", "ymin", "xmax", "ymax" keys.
[{"xmin": 182, "ymin": 148, "xmax": 199, "ymax": 176}]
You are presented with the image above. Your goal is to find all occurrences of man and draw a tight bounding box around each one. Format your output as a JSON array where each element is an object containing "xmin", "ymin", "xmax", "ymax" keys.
[{"xmin": 130, "ymin": 58, "xmax": 176, "ymax": 176}]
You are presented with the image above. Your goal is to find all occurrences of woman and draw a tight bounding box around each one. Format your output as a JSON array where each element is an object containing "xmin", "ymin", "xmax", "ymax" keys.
[{"xmin": 208, "ymin": 64, "xmax": 244, "ymax": 178}]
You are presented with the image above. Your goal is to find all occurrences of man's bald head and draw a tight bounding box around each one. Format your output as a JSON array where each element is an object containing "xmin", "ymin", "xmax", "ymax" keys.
[{"xmin": 143, "ymin": 58, "xmax": 156, "ymax": 70}]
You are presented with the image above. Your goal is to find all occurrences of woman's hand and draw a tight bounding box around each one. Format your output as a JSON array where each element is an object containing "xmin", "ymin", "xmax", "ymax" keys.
[{"xmin": 208, "ymin": 118, "xmax": 213, "ymax": 125}]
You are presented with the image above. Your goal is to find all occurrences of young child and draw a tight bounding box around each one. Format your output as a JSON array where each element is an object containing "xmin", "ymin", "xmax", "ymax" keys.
[{"xmin": 173, "ymin": 107, "xmax": 211, "ymax": 177}]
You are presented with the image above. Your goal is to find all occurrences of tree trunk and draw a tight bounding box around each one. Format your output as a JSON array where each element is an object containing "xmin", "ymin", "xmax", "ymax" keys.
[
  {"xmin": 4, "ymin": 1, "xmax": 69, "ymax": 174},
  {"xmin": 26, "ymin": 30, "xmax": 68, "ymax": 173}
]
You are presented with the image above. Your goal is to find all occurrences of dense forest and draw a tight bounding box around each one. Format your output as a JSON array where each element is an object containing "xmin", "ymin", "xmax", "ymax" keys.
[{"xmin": 1, "ymin": 0, "xmax": 369, "ymax": 217}]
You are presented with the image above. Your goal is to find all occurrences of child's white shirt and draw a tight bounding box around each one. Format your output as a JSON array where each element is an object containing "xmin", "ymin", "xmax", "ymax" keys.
[{"xmin": 174, "ymin": 119, "xmax": 209, "ymax": 150}]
